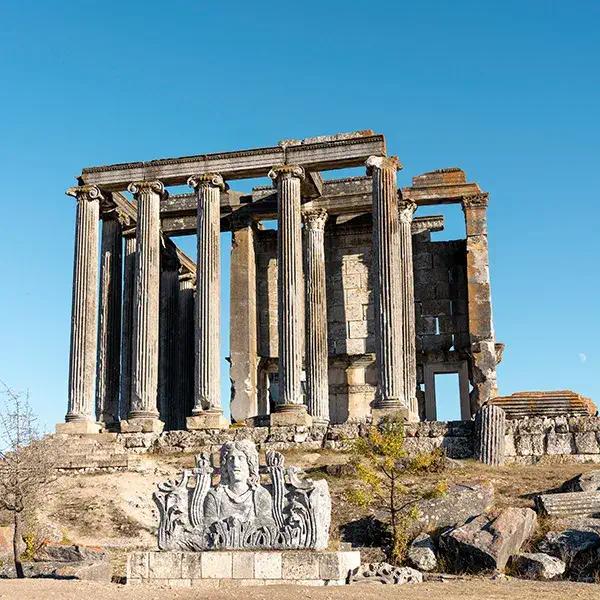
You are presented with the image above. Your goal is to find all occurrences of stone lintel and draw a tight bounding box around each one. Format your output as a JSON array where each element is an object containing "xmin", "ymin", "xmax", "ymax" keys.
[
  {"xmin": 412, "ymin": 215, "xmax": 444, "ymax": 235},
  {"xmin": 79, "ymin": 133, "xmax": 386, "ymax": 191},
  {"xmin": 402, "ymin": 182, "xmax": 482, "ymax": 205}
]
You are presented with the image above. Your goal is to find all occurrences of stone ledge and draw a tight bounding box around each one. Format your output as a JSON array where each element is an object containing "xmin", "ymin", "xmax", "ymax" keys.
[{"xmin": 127, "ymin": 550, "xmax": 360, "ymax": 587}]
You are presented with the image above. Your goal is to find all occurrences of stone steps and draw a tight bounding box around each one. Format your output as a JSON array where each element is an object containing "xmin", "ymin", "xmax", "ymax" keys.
[{"xmin": 536, "ymin": 491, "xmax": 600, "ymax": 517}]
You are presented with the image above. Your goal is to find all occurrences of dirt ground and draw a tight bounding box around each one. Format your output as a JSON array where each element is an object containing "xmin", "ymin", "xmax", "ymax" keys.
[{"xmin": 0, "ymin": 579, "xmax": 598, "ymax": 600}]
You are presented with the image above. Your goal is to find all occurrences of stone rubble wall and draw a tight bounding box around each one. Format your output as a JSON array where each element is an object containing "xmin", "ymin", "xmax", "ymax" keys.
[
  {"xmin": 53, "ymin": 415, "xmax": 600, "ymax": 471},
  {"xmin": 127, "ymin": 550, "xmax": 361, "ymax": 587}
]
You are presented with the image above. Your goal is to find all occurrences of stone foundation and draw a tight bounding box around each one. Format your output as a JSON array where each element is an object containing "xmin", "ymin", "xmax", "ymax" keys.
[{"xmin": 127, "ymin": 550, "xmax": 360, "ymax": 587}]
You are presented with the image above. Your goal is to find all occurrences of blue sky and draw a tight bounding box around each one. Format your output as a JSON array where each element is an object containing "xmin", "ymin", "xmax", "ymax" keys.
[{"xmin": 0, "ymin": 1, "xmax": 598, "ymax": 427}]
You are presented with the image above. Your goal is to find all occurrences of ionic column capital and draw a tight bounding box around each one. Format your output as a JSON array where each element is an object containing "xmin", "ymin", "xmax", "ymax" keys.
[
  {"xmin": 365, "ymin": 155, "xmax": 402, "ymax": 174},
  {"xmin": 268, "ymin": 164, "xmax": 305, "ymax": 181},
  {"xmin": 398, "ymin": 198, "xmax": 417, "ymax": 224},
  {"xmin": 462, "ymin": 193, "xmax": 489, "ymax": 210},
  {"xmin": 128, "ymin": 180, "xmax": 168, "ymax": 199},
  {"xmin": 66, "ymin": 184, "xmax": 104, "ymax": 203},
  {"xmin": 187, "ymin": 173, "xmax": 228, "ymax": 192},
  {"xmin": 302, "ymin": 209, "xmax": 328, "ymax": 230}
]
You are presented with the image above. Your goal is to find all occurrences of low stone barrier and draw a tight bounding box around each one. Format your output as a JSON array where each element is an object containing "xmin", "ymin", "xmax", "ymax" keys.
[{"xmin": 127, "ymin": 550, "xmax": 361, "ymax": 587}]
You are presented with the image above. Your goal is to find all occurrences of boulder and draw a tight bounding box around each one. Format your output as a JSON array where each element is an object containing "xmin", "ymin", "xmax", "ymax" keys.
[
  {"xmin": 34, "ymin": 544, "xmax": 106, "ymax": 563},
  {"xmin": 408, "ymin": 533, "xmax": 437, "ymax": 572},
  {"xmin": 562, "ymin": 470, "xmax": 600, "ymax": 493},
  {"xmin": 509, "ymin": 552, "xmax": 566, "ymax": 580},
  {"xmin": 411, "ymin": 482, "xmax": 494, "ymax": 535},
  {"xmin": 350, "ymin": 562, "xmax": 423, "ymax": 585},
  {"xmin": 440, "ymin": 507, "xmax": 537, "ymax": 572}
]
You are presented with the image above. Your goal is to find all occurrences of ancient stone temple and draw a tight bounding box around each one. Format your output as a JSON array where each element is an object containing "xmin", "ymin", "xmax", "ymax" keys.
[{"xmin": 58, "ymin": 131, "xmax": 501, "ymax": 434}]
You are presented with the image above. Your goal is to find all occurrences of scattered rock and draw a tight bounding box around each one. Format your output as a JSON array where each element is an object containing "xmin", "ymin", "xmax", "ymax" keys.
[
  {"xmin": 509, "ymin": 552, "xmax": 566, "ymax": 580},
  {"xmin": 411, "ymin": 482, "xmax": 494, "ymax": 535},
  {"xmin": 350, "ymin": 562, "xmax": 423, "ymax": 584},
  {"xmin": 440, "ymin": 507, "xmax": 537, "ymax": 572},
  {"xmin": 408, "ymin": 533, "xmax": 437, "ymax": 571},
  {"xmin": 562, "ymin": 470, "xmax": 600, "ymax": 493}
]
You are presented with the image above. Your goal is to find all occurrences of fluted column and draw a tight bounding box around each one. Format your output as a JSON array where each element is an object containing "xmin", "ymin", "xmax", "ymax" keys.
[
  {"xmin": 303, "ymin": 209, "xmax": 329, "ymax": 423},
  {"xmin": 398, "ymin": 198, "xmax": 418, "ymax": 421},
  {"xmin": 126, "ymin": 180, "xmax": 166, "ymax": 431},
  {"xmin": 366, "ymin": 156, "xmax": 407, "ymax": 415},
  {"xmin": 119, "ymin": 230, "xmax": 136, "ymax": 420},
  {"xmin": 60, "ymin": 185, "xmax": 102, "ymax": 433},
  {"xmin": 269, "ymin": 165, "xmax": 309, "ymax": 424},
  {"xmin": 176, "ymin": 274, "xmax": 195, "ymax": 429},
  {"xmin": 95, "ymin": 211, "xmax": 124, "ymax": 428},
  {"xmin": 187, "ymin": 174, "xmax": 227, "ymax": 429},
  {"xmin": 475, "ymin": 404, "xmax": 506, "ymax": 466}
]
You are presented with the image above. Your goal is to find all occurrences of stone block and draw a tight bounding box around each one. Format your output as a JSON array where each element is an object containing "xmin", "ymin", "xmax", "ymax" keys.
[
  {"xmin": 181, "ymin": 553, "xmax": 203, "ymax": 578},
  {"xmin": 186, "ymin": 413, "xmax": 229, "ymax": 430},
  {"xmin": 282, "ymin": 552, "xmax": 319, "ymax": 579},
  {"xmin": 167, "ymin": 578, "xmax": 192, "ymax": 587},
  {"xmin": 254, "ymin": 551, "xmax": 282, "ymax": 579},
  {"xmin": 148, "ymin": 551, "xmax": 182, "ymax": 579},
  {"xmin": 201, "ymin": 551, "xmax": 232, "ymax": 578},
  {"xmin": 127, "ymin": 552, "xmax": 148, "ymax": 580},
  {"xmin": 574, "ymin": 432, "xmax": 600, "ymax": 454},
  {"xmin": 190, "ymin": 579, "xmax": 221, "ymax": 588},
  {"xmin": 56, "ymin": 420, "xmax": 101, "ymax": 435},
  {"xmin": 515, "ymin": 434, "xmax": 545, "ymax": 456},
  {"xmin": 120, "ymin": 418, "xmax": 164, "ymax": 433},
  {"xmin": 269, "ymin": 410, "xmax": 312, "ymax": 427},
  {"xmin": 546, "ymin": 432, "xmax": 574, "ymax": 455},
  {"xmin": 348, "ymin": 320, "xmax": 368, "ymax": 339},
  {"xmin": 232, "ymin": 552, "xmax": 254, "ymax": 579}
]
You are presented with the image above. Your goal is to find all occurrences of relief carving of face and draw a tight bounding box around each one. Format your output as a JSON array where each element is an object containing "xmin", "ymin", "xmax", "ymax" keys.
[{"xmin": 225, "ymin": 448, "xmax": 250, "ymax": 485}]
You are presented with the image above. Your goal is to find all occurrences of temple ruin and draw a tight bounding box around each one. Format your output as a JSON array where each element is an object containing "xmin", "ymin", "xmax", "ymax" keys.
[{"xmin": 57, "ymin": 130, "xmax": 501, "ymax": 434}]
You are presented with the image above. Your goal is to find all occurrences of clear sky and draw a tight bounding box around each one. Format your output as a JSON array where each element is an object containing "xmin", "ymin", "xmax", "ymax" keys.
[{"xmin": 1, "ymin": 1, "xmax": 598, "ymax": 428}]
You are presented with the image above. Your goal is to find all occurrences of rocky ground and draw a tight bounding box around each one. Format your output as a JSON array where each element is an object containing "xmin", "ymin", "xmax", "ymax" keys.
[{"xmin": 0, "ymin": 579, "xmax": 598, "ymax": 600}]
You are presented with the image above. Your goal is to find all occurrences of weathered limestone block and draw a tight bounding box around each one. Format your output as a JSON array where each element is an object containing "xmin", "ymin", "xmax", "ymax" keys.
[
  {"xmin": 350, "ymin": 563, "xmax": 423, "ymax": 585},
  {"xmin": 562, "ymin": 470, "xmax": 600, "ymax": 492},
  {"xmin": 574, "ymin": 432, "xmax": 600, "ymax": 454},
  {"xmin": 535, "ymin": 491, "xmax": 600, "ymax": 518},
  {"xmin": 440, "ymin": 507, "xmax": 537, "ymax": 572},
  {"xmin": 515, "ymin": 434, "xmax": 545, "ymax": 456},
  {"xmin": 546, "ymin": 432, "xmax": 575, "ymax": 455},
  {"xmin": 408, "ymin": 533, "xmax": 437, "ymax": 571},
  {"xmin": 474, "ymin": 404, "xmax": 506, "ymax": 465},
  {"xmin": 154, "ymin": 440, "xmax": 331, "ymax": 551},
  {"xmin": 508, "ymin": 552, "xmax": 566, "ymax": 580}
]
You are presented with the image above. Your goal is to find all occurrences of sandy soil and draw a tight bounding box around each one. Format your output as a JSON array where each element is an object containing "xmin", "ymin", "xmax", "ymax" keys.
[{"xmin": 0, "ymin": 579, "xmax": 598, "ymax": 600}]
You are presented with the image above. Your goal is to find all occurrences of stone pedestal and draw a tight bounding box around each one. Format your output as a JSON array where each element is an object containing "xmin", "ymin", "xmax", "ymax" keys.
[
  {"xmin": 366, "ymin": 156, "xmax": 407, "ymax": 414},
  {"xmin": 127, "ymin": 181, "xmax": 166, "ymax": 430},
  {"xmin": 63, "ymin": 185, "xmax": 102, "ymax": 432},
  {"xmin": 303, "ymin": 209, "xmax": 329, "ymax": 423},
  {"xmin": 398, "ymin": 198, "xmax": 418, "ymax": 422},
  {"xmin": 96, "ymin": 213, "xmax": 123, "ymax": 429},
  {"xmin": 189, "ymin": 174, "xmax": 225, "ymax": 422},
  {"xmin": 186, "ymin": 411, "xmax": 229, "ymax": 430},
  {"xmin": 269, "ymin": 165, "xmax": 305, "ymax": 415}
]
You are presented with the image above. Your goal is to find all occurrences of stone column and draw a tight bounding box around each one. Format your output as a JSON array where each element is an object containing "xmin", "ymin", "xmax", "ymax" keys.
[
  {"xmin": 158, "ymin": 244, "xmax": 181, "ymax": 430},
  {"xmin": 475, "ymin": 404, "xmax": 506, "ymax": 466},
  {"xmin": 187, "ymin": 174, "xmax": 227, "ymax": 430},
  {"xmin": 58, "ymin": 185, "xmax": 102, "ymax": 434},
  {"xmin": 462, "ymin": 193, "xmax": 498, "ymax": 415},
  {"xmin": 268, "ymin": 165, "xmax": 311, "ymax": 426},
  {"xmin": 124, "ymin": 181, "xmax": 166, "ymax": 433},
  {"xmin": 95, "ymin": 210, "xmax": 123, "ymax": 429},
  {"xmin": 119, "ymin": 230, "xmax": 136, "ymax": 420},
  {"xmin": 398, "ymin": 198, "xmax": 418, "ymax": 422},
  {"xmin": 366, "ymin": 156, "xmax": 407, "ymax": 417},
  {"xmin": 303, "ymin": 209, "xmax": 329, "ymax": 423},
  {"xmin": 176, "ymin": 274, "xmax": 195, "ymax": 429},
  {"xmin": 229, "ymin": 217, "xmax": 258, "ymax": 423}
]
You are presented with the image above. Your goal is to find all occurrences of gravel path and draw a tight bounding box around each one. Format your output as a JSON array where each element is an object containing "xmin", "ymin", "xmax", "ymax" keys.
[{"xmin": 0, "ymin": 579, "xmax": 598, "ymax": 600}]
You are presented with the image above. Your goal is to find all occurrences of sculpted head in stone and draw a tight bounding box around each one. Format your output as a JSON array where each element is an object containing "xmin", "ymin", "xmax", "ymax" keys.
[{"xmin": 203, "ymin": 440, "xmax": 276, "ymax": 530}]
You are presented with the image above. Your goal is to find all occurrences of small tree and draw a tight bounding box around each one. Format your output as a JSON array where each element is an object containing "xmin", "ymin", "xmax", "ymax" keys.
[
  {"xmin": 347, "ymin": 414, "xmax": 447, "ymax": 564},
  {"xmin": 0, "ymin": 381, "xmax": 59, "ymax": 577}
]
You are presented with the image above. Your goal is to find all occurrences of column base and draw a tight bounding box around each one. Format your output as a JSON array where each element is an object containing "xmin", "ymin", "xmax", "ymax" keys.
[
  {"xmin": 270, "ymin": 404, "xmax": 313, "ymax": 427},
  {"xmin": 56, "ymin": 420, "xmax": 102, "ymax": 435},
  {"xmin": 371, "ymin": 406, "xmax": 409, "ymax": 424},
  {"xmin": 120, "ymin": 418, "xmax": 164, "ymax": 433},
  {"xmin": 186, "ymin": 411, "xmax": 229, "ymax": 430}
]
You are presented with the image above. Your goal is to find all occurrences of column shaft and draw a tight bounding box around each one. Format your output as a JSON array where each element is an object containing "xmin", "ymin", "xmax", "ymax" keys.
[
  {"xmin": 269, "ymin": 165, "xmax": 305, "ymax": 410},
  {"xmin": 65, "ymin": 185, "xmax": 101, "ymax": 423},
  {"xmin": 96, "ymin": 215, "xmax": 123, "ymax": 426},
  {"xmin": 398, "ymin": 199, "xmax": 418, "ymax": 421},
  {"xmin": 119, "ymin": 233, "xmax": 136, "ymax": 420},
  {"xmin": 128, "ymin": 181, "xmax": 165, "ymax": 422},
  {"xmin": 189, "ymin": 174, "xmax": 224, "ymax": 417},
  {"xmin": 177, "ymin": 275, "xmax": 195, "ymax": 429},
  {"xmin": 303, "ymin": 209, "xmax": 329, "ymax": 422},
  {"xmin": 366, "ymin": 156, "xmax": 406, "ymax": 412}
]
